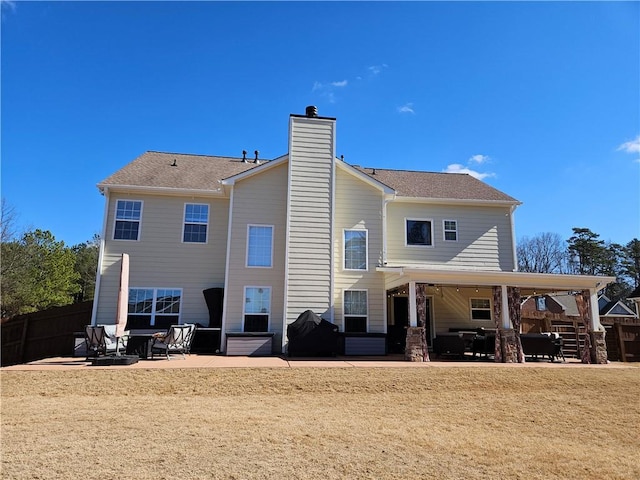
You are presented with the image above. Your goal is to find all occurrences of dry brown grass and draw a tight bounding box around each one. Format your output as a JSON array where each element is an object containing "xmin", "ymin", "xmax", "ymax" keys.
[{"xmin": 2, "ymin": 366, "xmax": 639, "ymax": 479}]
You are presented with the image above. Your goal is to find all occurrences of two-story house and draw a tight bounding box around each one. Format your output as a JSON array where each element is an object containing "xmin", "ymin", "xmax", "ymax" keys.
[{"xmin": 92, "ymin": 106, "xmax": 614, "ymax": 362}]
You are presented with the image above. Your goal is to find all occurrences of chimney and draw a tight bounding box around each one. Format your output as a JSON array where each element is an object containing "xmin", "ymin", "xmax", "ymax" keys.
[
  {"xmin": 254, "ymin": 150, "xmax": 260, "ymax": 164},
  {"xmin": 305, "ymin": 105, "xmax": 318, "ymax": 118}
]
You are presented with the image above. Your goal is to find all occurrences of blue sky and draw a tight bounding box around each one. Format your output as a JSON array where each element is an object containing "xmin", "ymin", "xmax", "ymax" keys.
[{"xmin": 2, "ymin": 1, "xmax": 639, "ymax": 248}]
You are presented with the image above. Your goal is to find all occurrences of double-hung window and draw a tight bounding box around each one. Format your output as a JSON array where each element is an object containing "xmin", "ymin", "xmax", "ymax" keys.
[
  {"xmin": 244, "ymin": 287, "xmax": 270, "ymax": 332},
  {"xmin": 183, "ymin": 203, "xmax": 209, "ymax": 243},
  {"xmin": 443, "ymin": 220, "xmax": 458, "ymax": 242},
  {"xmin": 470, "ymin": 298, "xmax": 492, "ymax": 321},
  {"xmin": 127, "ymin": 288, "xmax": 182, "ymax": 329},
  {"xmin": 114, "ymin": 200, "xmax": 142, "ymax": 240},
  {"xmin": 406, "ymin": 218, "xmax": 433, "ymax": 246},
  {"xmin": 344, "ymin": 229, "xmax": 368, "ymax": 270},
  {"xmin": 247, "ymin": 225, "xmax": 273, "ymax": 267},
  {"xmin": 344, "ymin": 290, "xmax": 367, "ymax": 333}
]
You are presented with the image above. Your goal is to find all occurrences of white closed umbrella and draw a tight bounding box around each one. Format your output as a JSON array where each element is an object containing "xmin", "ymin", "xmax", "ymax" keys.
[{"xmin": 115, "ymin": 253, "xmax": 129, "ymax": 355}]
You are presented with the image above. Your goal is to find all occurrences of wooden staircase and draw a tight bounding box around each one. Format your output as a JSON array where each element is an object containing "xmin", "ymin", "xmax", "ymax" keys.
[{"xmin": 551, "ymin": 322, "xmax": 587, "ymax": 359}]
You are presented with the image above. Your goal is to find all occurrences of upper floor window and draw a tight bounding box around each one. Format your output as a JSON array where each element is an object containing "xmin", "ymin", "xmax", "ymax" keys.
[
  {"xmin": 344, "ymin": 289, "xmax": 368, "ymax": 333},
  {"xmin": 244, "ymin": 286, "xmax": 271, "ymax": 332},
  {"xmin": 183, "ymin": 204, "xmax": 209, "ymax": 243},
  {"xmin": 247, "ymin": 225, "xmax": 273, "ymax": 267},
  {"xmin": 114, "ymin": 200, "xmax": 142, "ymax": 241},
  {"xmin": 344, "ymin": 229, "xmax": 368, "ymax": 270},
  {"xmin": 127, "ymin": 287, "xmax": 182, "ymax": 329},
  {"xmin": 406, "ymin": 219, "xmax": 433, "ymax": 247},
  {"xmin": 470, "ymin": 298, "xmax": 492, "ymax": 321},
  {"xmin": 443, "ymin": 220, "xmax": 458, "ymax": 242}
]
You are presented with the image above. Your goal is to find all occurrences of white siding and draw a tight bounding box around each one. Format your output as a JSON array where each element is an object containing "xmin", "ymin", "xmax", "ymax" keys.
[
  {"xmin": 285, "ymin": 116, "xmax": 335, "ymax": 325},
  {"xmin": 95, "ymin": 193, "xmax": 229, "ymax": 326},
  {"xmin": 224, "ymin": 163, "xmax": 288, "ymax": 345},
  {"xmin": 386, "ymin": 202, "xmax": 516, "ymax": 271},
  {"xmin": 333, "ymin": 167, "xmax": 386, "ymax": 332}
]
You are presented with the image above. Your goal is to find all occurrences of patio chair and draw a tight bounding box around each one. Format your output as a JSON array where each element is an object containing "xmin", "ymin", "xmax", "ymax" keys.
[
  {"xmin": 84, "ymin": 325, "xmax": 107, "ymax": 359},
  {"xmin": 150, "ymin": 325, "xmax": 192, "ymax": 360},
  {"xmin": 181, "ymin": 323, "xmax": 197, "ymax": 354},
  {"xmin": 85, "ymin": 325, "xmax": 129, "ymax": 359}
]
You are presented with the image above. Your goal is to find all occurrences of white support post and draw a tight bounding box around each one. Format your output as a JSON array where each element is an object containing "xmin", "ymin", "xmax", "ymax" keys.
[
  {"xmin": 501, "ymin": 285, "xmax": 511, "ymax": 329},
  {"xmin": 589, "ymin": 288, "xmax": 603, "ymax": 332},
  {"xmin": 409, "ymin": 281, "xmax": 417, "ymax": 327}
]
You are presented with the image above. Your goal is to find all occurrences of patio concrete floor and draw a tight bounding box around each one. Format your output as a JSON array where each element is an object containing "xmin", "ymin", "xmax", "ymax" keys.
[{"xmin": 2, "ymin": 353, "xmax": 633, "ymax": 371}]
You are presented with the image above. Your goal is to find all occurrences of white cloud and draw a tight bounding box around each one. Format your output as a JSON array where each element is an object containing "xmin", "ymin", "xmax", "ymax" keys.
[
  {"xmin": 617, "ymin": 135, "xmax": 640, "ymax": 154},
  {"xmin": 368, "ymin": 64, "xmax": 388, "ymax": 75},
  {"xmin": 397, "ymin": 103, "xmax": 415, "ymax": 114},
  {"xmin": 444, "ymin": 163, "xmax": 495, "ymax": 180},
  {"xmin": 331, "ymin": 80, "xmax": 348, "ymax": 88},
  {"xmin": 469, "ymin": 154, "xmax": 490, "ymax": 164}
]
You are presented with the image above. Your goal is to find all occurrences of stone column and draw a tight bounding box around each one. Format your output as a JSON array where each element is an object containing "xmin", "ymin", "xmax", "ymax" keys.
[
  {"xmin": 575, "ymin": 290, "xmax": 593, "ymax": 364},
  {"xmin": 492, "ymin": 286, "xmax": 503, "ymax": 363},
  {"xmin": 590, "ymin": 331, "xmax": 608, "ymax": 364},
  {"xmin": 508, "ymin": 286, "xmax": 525, "ymax": 363},
  {"xmin": 500, "ymin": 329, "xmax": 519, "ymax": 363},
  {"xmin": 405, "ymin": 327, "xmax": 427, "ymax": 362},
  {"xmin": 404, "ymin": 283, "xmax": 429, "ymax": 362}
]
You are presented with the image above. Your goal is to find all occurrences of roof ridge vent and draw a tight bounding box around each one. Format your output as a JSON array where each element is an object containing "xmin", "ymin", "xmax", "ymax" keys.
[
  {"xmin": 254, "ymin": 150, "xmax": 260, "ymax": 164},
  {"xmin": 242, "ymin": 150, "xmax": 248, "ymax": 163}
]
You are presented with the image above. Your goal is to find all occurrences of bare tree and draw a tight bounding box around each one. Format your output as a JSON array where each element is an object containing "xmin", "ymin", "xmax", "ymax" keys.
[
  {"xmin": 517, "ymin": 232, "xmax": 568, "ymax": 273},
  {"xmin": 1, "ymin": 198, "xmax": 18, "ymax": 243}
]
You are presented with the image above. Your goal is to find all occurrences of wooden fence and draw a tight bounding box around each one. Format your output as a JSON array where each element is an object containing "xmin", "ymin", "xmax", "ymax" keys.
[{"xmin": 1, "ymin": 301, "xmax": 92, "ymax": 366}]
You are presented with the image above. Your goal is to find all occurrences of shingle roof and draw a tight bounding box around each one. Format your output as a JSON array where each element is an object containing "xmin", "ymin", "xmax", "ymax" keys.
[
  {"xmin": 98, "ymin": 151, "xmax": 265, "ymax": 191},
  {"xmin": 353, "ymin": 167, "xmax": 519, "ymax": 203},
  {"xmin": 99, "ymin": 151, "xmax": 519, "ymax": 204}
]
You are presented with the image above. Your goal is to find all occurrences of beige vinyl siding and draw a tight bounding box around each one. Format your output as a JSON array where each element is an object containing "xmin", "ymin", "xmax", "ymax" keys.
[
  {"xmin": 224, "ymin": 163, "xmax": 288, "ymax": 344},
  {"xmin": 333, "ymin": 167, "xmax": 386, "ymax": 332},
  {"xmin": 285, "ymin": 116, "xmax": 335, "ymax": 325},
  {"xmin": 386, "ymin": 202, "xmax": 515, "ymax": 271},
  {"xmin": 95, "ymin": 193, "xmax": 229, "ymax": 326},
  {"xmin": 428, "ymin": 286, "xmax": 495, "ymax": 333}
]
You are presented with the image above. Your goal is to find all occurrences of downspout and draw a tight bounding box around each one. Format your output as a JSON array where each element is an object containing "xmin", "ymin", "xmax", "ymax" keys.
[
  {"xmin": 509, "ymin": 204, "xmax": 519, "ymax": 272},
  {"xmin": 90, "ymin": 186, "xmax": 111, "ymax": 326},
  {"xmin": 220, "ymin": 184, "xmax": 235, "ymax": 352}
]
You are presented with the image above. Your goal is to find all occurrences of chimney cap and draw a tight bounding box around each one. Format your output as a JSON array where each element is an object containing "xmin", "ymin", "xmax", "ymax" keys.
[{"xmin": 305, "ymin": 105, "xmax": 318, "ymax": 117}]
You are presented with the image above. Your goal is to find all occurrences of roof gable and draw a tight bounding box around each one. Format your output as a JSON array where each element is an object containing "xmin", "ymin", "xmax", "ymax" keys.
[
  {"xmin": 354, "ymin": 167, "xmax": 519, "ymax": 204},
  {"xmin": 98, "ymin": 151, "xmax": 264, "ymax": 192}
]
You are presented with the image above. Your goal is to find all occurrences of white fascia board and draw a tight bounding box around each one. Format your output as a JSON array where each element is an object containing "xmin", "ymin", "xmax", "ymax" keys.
[
  {"xmin": 96, "ymin": 183, "xmax": 227, "ymax": 198},
  {"xmin": 602, "ymin": 301, "xmax": 637, "ymax": 317},
  {"xmin": 336, "ymin": 161, "xmax": 396, "ymax": 195},
  {"xmin": 376, "ymin": 266, "xmax": 616, "ymax": 291},
  {"xmin": 391, "ymin": 196, "xmax": 521, "ymax": 208},
  {"xmin": 221, "ymin": 155, "xmax": 288, "ymax": 186}
]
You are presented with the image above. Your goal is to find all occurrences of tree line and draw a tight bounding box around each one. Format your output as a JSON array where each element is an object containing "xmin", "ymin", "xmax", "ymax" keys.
[
  {"xmin": 1, "ymin": 200, "xmax": 99, "ymax": 318},
  {"xmin": 2, "ymin": 199, "xmax": 638, "ymax": 318},
  {"xmin": 517, "ymin": 228, "xmax": 640, "ymax": 301}
]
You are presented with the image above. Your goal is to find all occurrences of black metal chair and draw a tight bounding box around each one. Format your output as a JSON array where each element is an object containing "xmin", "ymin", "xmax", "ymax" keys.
[
  {"xmin": 84, "ymin": 325, "xmax": 107, "ymax": 359},
  {"xmin": 150, "ymin": 325, "xmax": 192, "ymax": 360}
]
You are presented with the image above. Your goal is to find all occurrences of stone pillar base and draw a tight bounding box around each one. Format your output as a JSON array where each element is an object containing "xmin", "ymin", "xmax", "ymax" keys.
[
  {"xmin": 405, "ymin": 326, "xmax": 429, "ymax": 362},
  {"xmin": 590, "ymin": 331, "xmax": 608, "ymax": 364},
  {"xmin": 499, "ymin": 329, "xmax": 519, "ymax": 363}
]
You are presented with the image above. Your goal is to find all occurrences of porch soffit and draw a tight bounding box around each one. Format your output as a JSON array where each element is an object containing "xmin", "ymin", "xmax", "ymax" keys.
[{"xmin": 376, "ymin": 266, "xmax": 616, "ymax": 291}]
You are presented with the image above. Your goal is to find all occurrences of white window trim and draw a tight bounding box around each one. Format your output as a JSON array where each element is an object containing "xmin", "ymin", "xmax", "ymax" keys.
[
  {"xmin": 405, "ymin": 217, "xmax": 434, "ymax": 248},
  {"xmin": 182, "ymin": 203, "xmax": 210, "ymax": 244},
  {"xmin": 242, "ymin": 286, "xmax": 271, "ymax": 331},
  {"xmin": 469, "ymin": 297, "xmax": 493, "ymax": 322},
  {"xmin": 343, "ymin": 289, "xmax": 369, "ymax": 332},
  {"xmin": 443, "ymin": 219, "xmax": 458, "ymax": 242},
  {"xmin": 343, "ymin": 228, "xmax": 368, "ymax": 271},
  {"xmin": 128, "ymin": 287, "xmax": 183, "ymax": 326},
  {"xmin": 246, "ymin": 224, "xmax": 274, "ymax": 268},
  {"xmin": 113, "ymin": 199, "xmax": 143, "ymax": 241}
]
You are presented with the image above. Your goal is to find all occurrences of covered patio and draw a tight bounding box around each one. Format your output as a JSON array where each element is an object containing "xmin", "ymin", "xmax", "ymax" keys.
[{"xmin": 380, "ymin": 266, "xmax": 616, "ymax": 363}]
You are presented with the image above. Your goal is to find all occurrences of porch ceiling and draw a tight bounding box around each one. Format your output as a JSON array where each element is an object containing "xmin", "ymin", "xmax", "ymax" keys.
[{"xmin": 377, "ymin": 266, "xmax": 616, "ymax": 292}]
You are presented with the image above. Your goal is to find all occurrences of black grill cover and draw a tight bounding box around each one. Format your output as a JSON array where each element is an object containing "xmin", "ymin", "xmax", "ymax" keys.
[{"xmin": 287, "ymin": 310, "xmax": 339, "ymax": 357}]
